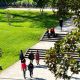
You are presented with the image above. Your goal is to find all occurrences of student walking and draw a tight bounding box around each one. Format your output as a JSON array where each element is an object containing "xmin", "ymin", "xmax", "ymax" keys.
[
  {"xmin": 28, "ymin": 61, "xmax": 34, "ymax": 78},
  {"xmin": 59, "ymin": 18, "xmax": 63, "ymax": 31},
  {"xmin": 21, "ymin": 58, "xmax": 27, "ymax": 79},
  {"xmin": 19, "ymin": 50, "xmax": 27, "ymax": 79},
  {"xmin": 35, "ymin": 50, "xmax": 40, "ymax": 65},
  {"xmin": 28, "ymin": 51, "xmax": 34, "ymax": 63},
  {"xmin": 19, "ymin": 50, "xmax": 24, "ymax": 62}
]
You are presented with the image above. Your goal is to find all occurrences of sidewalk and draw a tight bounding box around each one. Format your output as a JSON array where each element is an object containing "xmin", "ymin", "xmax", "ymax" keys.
[
  {"xmin": 30, "ymin": 18, "xmax": 76, "ymax": 50},
  {"xmin": 31, "ymin": 41, "xmax": 55, "ymax": 49},
  {"xmin": 0, "ymin": 59, "xmax": 56, "ymax": 80},
  {"xmin": 0, "ymin": 19, "xmax": 78, "ymax": 80},
  {"xmin": 0, "ymin": 59, "xmax": 80, "ymax": 80},
  {"xmin": 6, "ymin": 8, "xmax": 58, "ymax": 12}
]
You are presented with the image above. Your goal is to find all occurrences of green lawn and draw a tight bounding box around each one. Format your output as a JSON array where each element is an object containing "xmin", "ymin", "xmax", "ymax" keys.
[{"xmin": 0, "ymin": 9, "xmax": 59, "ymax": 70}]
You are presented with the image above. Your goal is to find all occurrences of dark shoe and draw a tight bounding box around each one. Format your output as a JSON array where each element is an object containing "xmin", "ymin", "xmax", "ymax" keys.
[
  {"xmin": 30, "ymin": 75, "xmax": 32, "ymax": 78},
  {"xmin": 24, "ymin": 77, "xmax": 26, "ymax": 79}
]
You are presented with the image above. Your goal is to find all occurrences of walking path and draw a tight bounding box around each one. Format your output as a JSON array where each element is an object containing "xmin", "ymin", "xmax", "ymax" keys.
[
  {"xmin": 30, "ymin": 18, "xmax": 76, "ymax": 50},
  {"xmin": 6, "ymin": 8, "xmax": 58, "ymax": 12},
  {"xmin": 0, "ymin": 18, "xmax": 79, "ymax": 80}
]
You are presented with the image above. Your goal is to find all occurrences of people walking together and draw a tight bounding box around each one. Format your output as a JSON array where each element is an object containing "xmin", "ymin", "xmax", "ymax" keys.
[
  {"xmin": 35, "ymin": 50, "xmax": 40, "ymax": 65},
  {"xmin": 50, "ymin": 28, "xmax": 56, "ymax": 37},
  {"xmin": 28, "ymin": 61, "xmax": 34, "ymax": 78},
  {"xmin": 28, "ymin": 51, "xmax": 34, "ymax": 63},
  {"xmin": 46, "ymin": 28, "xmax": 51, "ymax": 38},
  {"xmin": 46, "ymin": 28, "xmax": 56, "ymax": 38}
]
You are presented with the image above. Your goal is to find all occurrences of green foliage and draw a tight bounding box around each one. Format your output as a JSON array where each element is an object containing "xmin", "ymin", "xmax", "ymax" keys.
[
  {"xmin": 45, "ymin": 26, "xmax": 80, "ymax": 79},
  {"xmin": 56, "ymin": 0, "xmax": 69, "ymax": 17},
  {"xmin": 55, "ymin": 39, "xmax": 65, "ymax": 54},
  {"xmin": 33, "ymin": 0, "xmax": 48, "ymax": 8},
  {"xmin": 0, "ymin": 9, "xmax": 59, "ymax": 28},
  {"xmin": 0, "ymin": 9, "xmax": 59, "ymax": 70},
  {"xmin": 69, "ymin": 0, "xmax": 80, "ymax": 14},
  {"xmin": 45, "ymin": 48, "xmax": 57, "ymax": 73}
]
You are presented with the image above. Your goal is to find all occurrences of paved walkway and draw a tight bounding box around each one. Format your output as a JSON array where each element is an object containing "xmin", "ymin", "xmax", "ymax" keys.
[
  {"xmin": 6, "ymin": 8, "xmax": 58, "ymax": 12},
  {"xmin": 31, "ymin": 41, "xmax": 55, "ymax": 49},
  {"xmin": 31, "ymin": 18, "xmax": 76, "ymax": 50},
  {"xmin": 0, "ymin": 18, "xmax": 78, "ymax": 80}
]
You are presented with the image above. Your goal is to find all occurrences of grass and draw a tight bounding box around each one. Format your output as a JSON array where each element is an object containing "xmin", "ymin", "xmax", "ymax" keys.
[{"xmin": 0, "ymin": 9, "xmax": 59, "ymax": 70}]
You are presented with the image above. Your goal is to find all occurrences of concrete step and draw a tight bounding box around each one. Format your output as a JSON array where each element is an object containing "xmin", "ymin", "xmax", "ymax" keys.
[
  {"xmin": 25, "ymin": 55, "xmax": 46, "ymax": 59},
  {"xmin": 25, "ymin": 49, "xmax": 48, "ymax": 59},
  {"xmin": 42, "ymin": 38, "xmax": 61, "ymax": 41},
  {"xmin": 44, "ymin": 34, "xmax": 66, "ymax": 38},
  {"xmin": 63, "ymin": 52, "xmax": 80, "ymax": 61},
  {"xmin": 43, "ymin": 35, "xmax": 64, "ymax": 38},
  {"xmin": 64, "ymin": 52, "xmax": 79, "ymax": 55},
  {"xmin": 42, "ymin": 36, "xmax": 62, "ymax": 39},
  {"xmin": 41, "ymin": 39, "xmax": 59, "ymax": 42},
  {"xmin": 40, "ymin": 31, "xmax": 66, "ymax": 42},
  {"xmin": 71, "ymin": 55, "xmax": 79, "ymax": 57}
]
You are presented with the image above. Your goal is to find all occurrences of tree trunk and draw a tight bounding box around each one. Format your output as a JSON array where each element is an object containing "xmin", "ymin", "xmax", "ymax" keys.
[{"xmin": 40, "ymin": 7, "xmax": 44, "ymax": 15}]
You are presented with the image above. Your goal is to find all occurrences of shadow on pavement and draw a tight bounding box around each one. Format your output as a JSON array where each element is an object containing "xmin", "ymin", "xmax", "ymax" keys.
[
  {"xmin": 0, "ymin": 77, "xmax": 46, "ymax": 80},
  {"xmin": 71, "ymin": 77, "xmax": 80, "ymax": 80},
  {"xmin": 0, "ymin": 77, "xmax": 24, "ymax": 80},
  {"xmin": 26, "ymin": 77, "xmax": 46, "ymax": 80},
  {"xmin": 34, "ymin": 65, "xmax": 47, "ymax": 69}
]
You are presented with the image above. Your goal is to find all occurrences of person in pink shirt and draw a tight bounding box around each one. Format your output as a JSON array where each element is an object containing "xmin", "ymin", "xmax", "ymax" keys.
[{"xmin": 35, "ymin": 50, "xmax": 40, "ymax": 65}]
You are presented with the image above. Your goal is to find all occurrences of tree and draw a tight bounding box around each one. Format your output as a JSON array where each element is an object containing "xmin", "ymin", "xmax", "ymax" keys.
[
  {"xmin": 33, "ymin": 0, "xmax": 48, "ymax": 14},
  {"xmin": 0, "ymin": 0, "xmax": 18, "ymax": 7},
  {"xmin": 69, "ymin": 0, "xmax": 80, "ymax": 27},
  {"xmin": 48, "ymin": 0, "xmax": 57, "ymax": 14},
  {"xmin": 56, "ymin": 0, "xmax": 69, "ymax": 17},
  {"xmin": 45, "ymin": 28, "xmax": 80, "ymax": 80},
  {"xmin": 69, "ymin": 0, "xmax": 80, "ymax": 15}
]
